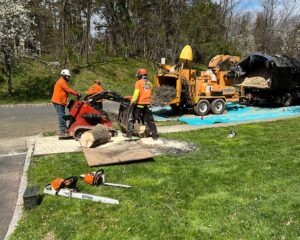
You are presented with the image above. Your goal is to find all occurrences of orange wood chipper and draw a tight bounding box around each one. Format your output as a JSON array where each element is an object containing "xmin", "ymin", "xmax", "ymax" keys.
[{"xmin": 154, "ymin": 45, "xmax": 240, "ymax": 116}]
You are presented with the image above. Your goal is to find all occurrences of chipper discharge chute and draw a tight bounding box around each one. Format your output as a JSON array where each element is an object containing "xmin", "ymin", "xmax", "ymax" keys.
[{"xmin": 153, "ymin": 45, "xmax": 240, "ymax": 116}]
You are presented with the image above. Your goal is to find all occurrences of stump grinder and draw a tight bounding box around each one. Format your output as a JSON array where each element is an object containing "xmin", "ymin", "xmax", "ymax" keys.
[{"xmin": 63, "ymin": 91, "xmax": 148, "ymax": 145}]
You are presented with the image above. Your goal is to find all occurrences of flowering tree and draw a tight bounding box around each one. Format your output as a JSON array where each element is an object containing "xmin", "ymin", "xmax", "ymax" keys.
[{"xmin": 0, "ymin": 0, "xmax": 35, "ymax": 96}]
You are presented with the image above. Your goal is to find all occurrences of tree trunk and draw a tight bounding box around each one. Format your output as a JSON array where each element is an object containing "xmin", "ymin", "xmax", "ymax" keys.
[
  {"xmin": 2, "ymin": 45, "xmax": 13, "ymax": 96},
  {"xmin": 7, "ymin": 59, "xmax": 12, "ymax": 96},
  {"xmin": 60, "ymin": 0, "xmax": 68, "ymax": 66},
  {"xmin": 86, "ymin": 0, "xmax": 92, "ymax": 64},
  {"xmin": 79, "ymin": 125, "xmax": 111, "ymax": 148}
]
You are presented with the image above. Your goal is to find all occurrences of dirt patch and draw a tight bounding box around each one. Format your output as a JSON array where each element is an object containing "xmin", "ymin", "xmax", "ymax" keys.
[
  {"xmin": 139, "ymin": 137, "xmax": 197, "ymax": 156},
  {"xmin": 43, "ymin": 231, "xmax": 55, "ymax": 240},
  {"xmin": 152, "ymin": 85, "xmax": 177, "ymax": 105},
  {"xmin": 240, "ymin": 70, "xmax": 271, "ymax": 89}
]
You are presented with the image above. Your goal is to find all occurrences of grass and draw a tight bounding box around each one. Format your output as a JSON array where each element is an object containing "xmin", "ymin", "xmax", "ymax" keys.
[
  {"xmin": 0, "ymin": 58, "xmax": 156, "ymax": 104},
  {"xmin": 11, "ymin": 118, "xmax": 300, "ymax": 239},
  {"xmin": 155, "ymin": 120, "xmax": 186, "ymax": 126}
]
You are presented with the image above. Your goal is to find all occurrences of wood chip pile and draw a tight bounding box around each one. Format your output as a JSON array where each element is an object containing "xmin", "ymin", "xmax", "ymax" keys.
[
  {"xmin": 152, "ymin": 85, "xmax": 177, "ymax": 105},
  {"xmin": 240, "ymin": 70, "xmax": 272, "ymax": 89}
]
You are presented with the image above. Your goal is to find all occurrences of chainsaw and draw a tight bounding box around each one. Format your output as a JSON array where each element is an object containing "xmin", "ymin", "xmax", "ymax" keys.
[
  {"xmin": 44, "ymin": 176, "xmax": 119, "ymax": 205},
  {"xmin": 80, "ymin": 169, "xmax": 131, "ymax": 188}
]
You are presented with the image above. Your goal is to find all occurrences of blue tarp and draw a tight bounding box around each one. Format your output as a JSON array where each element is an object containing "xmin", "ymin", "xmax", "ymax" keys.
[{"xmin": 152, "ymin": 103, "xmax": 300, "ymax": 126}]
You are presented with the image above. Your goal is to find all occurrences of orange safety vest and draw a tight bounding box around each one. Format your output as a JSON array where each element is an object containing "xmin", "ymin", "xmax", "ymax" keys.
[
  {"xmin": 87, "ymin": 83, "xmax": 104, "ymax": 95},
  {"xmin": 135, "ymin": 79, "xmax": 152, "ymax": 105},
  {"xmin": 51, "ymin": 77, "xmax": 78, "ymax": 106}
]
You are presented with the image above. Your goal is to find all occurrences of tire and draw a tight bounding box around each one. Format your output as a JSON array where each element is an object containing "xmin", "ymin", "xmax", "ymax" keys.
[
  {"xmin": 281, "ymin": 93, "xmax": 293, "ymax": 107},
  {"xmin": 194, "ymin": 100, "xmax": 210, "ymax": 116},
  {"xmin": 210, "ymin": 99, "xmax": 226, "ymax": 114},
  {"xmin": 170, "ymin": 104, "xmax": 181, "ymax": 113}
]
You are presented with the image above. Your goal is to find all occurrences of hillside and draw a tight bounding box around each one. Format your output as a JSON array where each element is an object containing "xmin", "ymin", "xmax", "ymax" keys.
[{"xmin": 0, "ymin": 58, "xmax": 156, "ymax": 103}]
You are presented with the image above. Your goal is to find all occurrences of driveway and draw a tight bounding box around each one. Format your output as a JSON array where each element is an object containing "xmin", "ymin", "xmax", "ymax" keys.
[
  {"xmin": 0, "ymin": 153, "xmax": 26, "ymax": 240},
  {"xmin": 0, "ymin": 101, "xmax": 119, "ymax": 139}
]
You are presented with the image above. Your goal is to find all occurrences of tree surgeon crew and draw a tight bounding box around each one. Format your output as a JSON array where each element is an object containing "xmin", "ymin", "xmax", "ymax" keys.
[
  {"xmin": 51, "ymin": 69, "xmax": 81, "ymax": 136},
  {"xmin": 87, "ymin": 79, "xmax": 104, "ymax": 95},
  {"xmin": 127, "ymin": 68, "xmax": 159, "ymax": 140},
  {"xmin": 87, "ymin": 79, "xmax": 105, "ymax": 109}
]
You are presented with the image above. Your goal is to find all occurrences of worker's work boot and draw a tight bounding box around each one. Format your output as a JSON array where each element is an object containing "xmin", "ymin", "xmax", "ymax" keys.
[
  {"xmin": 123, "ymin": 133, "xmax": 133, "ymax": 140},
  {"xmin": 58, "ymin": 131, "xmax": 69, "ymax": 137},
  {"xmin": 152, "ymin": 134, "xmax": 159, "ymax": 140}
]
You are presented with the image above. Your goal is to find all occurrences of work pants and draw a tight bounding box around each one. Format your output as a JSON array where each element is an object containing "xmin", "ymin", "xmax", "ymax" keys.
[
  {"xmin": 53, "ymin": 103, "xmax": 67, "ymax": 133},
  {"xmin": 128, "ymin": 105, "xmax": 158, "ymax": 137}
]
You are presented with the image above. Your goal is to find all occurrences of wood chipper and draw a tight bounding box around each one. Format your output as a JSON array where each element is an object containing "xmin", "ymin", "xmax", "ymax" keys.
[{"xmin": 153, "ymin": 45, "xmax": 240, "ymax": 116}]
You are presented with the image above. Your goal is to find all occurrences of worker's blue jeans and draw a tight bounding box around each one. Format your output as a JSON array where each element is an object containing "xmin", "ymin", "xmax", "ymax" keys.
[{"xmin": 53, "ymin": 103, "xmax": 66, "ymax": 133}]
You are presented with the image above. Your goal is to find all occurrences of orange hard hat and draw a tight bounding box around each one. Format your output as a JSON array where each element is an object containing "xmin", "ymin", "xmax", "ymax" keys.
[{"xmin": 136, "ymin": 68, "xmax": 147, "ymax": 76}]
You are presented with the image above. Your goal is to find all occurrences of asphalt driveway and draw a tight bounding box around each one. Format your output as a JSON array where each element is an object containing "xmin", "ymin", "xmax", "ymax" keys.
[
  {"xmin": 0, "ymin": 153, "xmax": 26, "ymax": 240},
  {"xmin": 0, "ymin": 101, "xmax": 119, "ymax": 139}
]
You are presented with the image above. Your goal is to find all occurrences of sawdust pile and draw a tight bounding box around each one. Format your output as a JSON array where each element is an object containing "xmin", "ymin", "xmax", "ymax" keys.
[
  {"xmin": 152, "ymin": 85, "xmax": 177, "ymax": 106},
  {"xmin": 240, "ymin": 70, "xmax": 271, "ymax": 89},
  {"xmin": 139, "ymin": 138, "xmax": 197, "ymax": 155},
  {"xmin": 96, "ymin": 132, "xmax": 197, "ymax": 156}
]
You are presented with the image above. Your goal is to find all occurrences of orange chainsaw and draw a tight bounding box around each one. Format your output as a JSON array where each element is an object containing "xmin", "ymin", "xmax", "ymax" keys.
[{"xmin": 80, "ymin": 169, "xmax": 131, "ymax": 188}]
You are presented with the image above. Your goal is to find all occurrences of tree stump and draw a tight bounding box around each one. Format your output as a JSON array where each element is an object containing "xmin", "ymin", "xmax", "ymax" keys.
[{"xmin": 79, "ymin": 125, "xmax": 111, "ymax": 148}]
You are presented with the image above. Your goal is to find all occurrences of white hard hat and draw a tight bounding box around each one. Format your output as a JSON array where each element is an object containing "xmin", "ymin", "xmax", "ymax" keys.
[{"xmin": 61, "ymin": 69, "xmax": 71, "ymax": 77}]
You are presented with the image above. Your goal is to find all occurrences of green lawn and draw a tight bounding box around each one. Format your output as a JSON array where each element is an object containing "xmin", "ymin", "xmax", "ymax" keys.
[{"xmin": 11, "ymin": 118, "xmax": 300, "ymax": 239}]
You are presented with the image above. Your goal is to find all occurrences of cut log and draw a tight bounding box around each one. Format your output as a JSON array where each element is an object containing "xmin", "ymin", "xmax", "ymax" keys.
[{"xmin": 79, "ymin": 124, "xmax": 111, "ymax": 148}]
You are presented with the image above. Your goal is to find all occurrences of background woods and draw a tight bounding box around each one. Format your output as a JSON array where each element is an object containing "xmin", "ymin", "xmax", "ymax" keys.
[{"xmin": 0, "ymin": 0, "xmax": 299, "ymax": 98}]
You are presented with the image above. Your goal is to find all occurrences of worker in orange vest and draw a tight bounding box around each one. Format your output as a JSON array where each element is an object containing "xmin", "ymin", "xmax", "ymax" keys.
[
  {"xmin": 51, "ymin": 69, "xmax": 81, "ymax": 136},
  {"xmin": 87, "ymin": 79, "xmax": 105, "ymax": 110},
  {"xmin": 127, "ymin": 68, "xmax": 159, "ymax": 140},
  {"xmin": 87, "ymin": 79, "xmax": 104, "ymax": 95}
]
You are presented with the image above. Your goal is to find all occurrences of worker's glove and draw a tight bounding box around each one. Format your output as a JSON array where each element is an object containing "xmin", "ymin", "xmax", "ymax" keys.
[
  {"xmin": 129, "ymin": 102, "xmax": 135, "ymax": 108},
  {"xmin": 77, "ymin": 93, "xmax": 82, "ymax": 99}
]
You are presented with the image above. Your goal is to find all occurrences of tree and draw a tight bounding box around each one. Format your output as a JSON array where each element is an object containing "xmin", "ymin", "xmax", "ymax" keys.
[{"xmin": 0, "ymin": 0, "xmax": 36, "ymax": 96}]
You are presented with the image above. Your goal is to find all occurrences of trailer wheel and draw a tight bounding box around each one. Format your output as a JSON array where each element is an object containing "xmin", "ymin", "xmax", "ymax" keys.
[
  {"xmin": 281, "ymin": 93, "xmax": 293, "ymax": 107},
  {"xmin": 170, "ymin": 104, "xmax": 181, "ymax": 113},
  {"xmin": 211, "ymin": 99, "xmax": 226, "ymax": 114},
  {"xmin": 194, "ymin": 100, "xmax": 210, "ymax": 116}
]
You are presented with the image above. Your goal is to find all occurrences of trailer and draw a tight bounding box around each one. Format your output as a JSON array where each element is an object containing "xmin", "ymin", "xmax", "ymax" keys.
[{"xmin": 238, "ymin": 54, "xmax": 300, "ymax": 106}]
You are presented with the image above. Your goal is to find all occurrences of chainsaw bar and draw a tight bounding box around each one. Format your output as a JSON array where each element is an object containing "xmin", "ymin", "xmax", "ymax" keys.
[
  {"xmin": 44, "ymin": 185, "xmax": 119, "ymax": 205},
  {"xmin": 80, "ymin": 172, "xmax": 132, "ymax": 188},
  {"xmin": 103, "ymin": 182, "xmax": 131, "ymax": 188}
]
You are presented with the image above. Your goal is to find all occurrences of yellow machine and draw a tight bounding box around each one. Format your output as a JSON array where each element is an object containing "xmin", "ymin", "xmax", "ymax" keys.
[{"xmin": 154, "ymin": 45, "xmax": 240, "ymax": 116}]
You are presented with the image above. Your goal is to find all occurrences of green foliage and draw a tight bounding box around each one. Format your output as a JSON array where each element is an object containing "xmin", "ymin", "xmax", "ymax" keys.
[
  {"xmin": 72, "ymin": 58, "xmax": 156, "ymax": 96},
  {"xmin": 0, "ymin": 59, "xmax": 58, "ymax": 100},
  {"xmin": 181, "ymin": 1, "xmax": 237, "ymax": 63},
  {"xmin": 10, "ymin": 118, "xmax": 300, "ymax": 239},
  {"xmin": 0, "ymin": 57, "xmax": 156, "ymax": 102}
]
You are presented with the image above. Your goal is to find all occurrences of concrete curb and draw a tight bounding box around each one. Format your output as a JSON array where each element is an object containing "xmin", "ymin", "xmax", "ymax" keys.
[
  {"xmin": 0, "ymin": 103, "xmax": 52, "ymax": 108},
  {"xmin": 4, "ymin": 141, "xmax": 35, "ymax": 240}
]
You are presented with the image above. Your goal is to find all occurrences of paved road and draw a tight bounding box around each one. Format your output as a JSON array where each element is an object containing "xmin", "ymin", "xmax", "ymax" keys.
[
  {"xmin": 0, "ymin": 102, "xmax": 119, "ymax": 139},
  {"xmin": 0, "ymin": 153, "xmax": 26, "ymax": 240}
]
